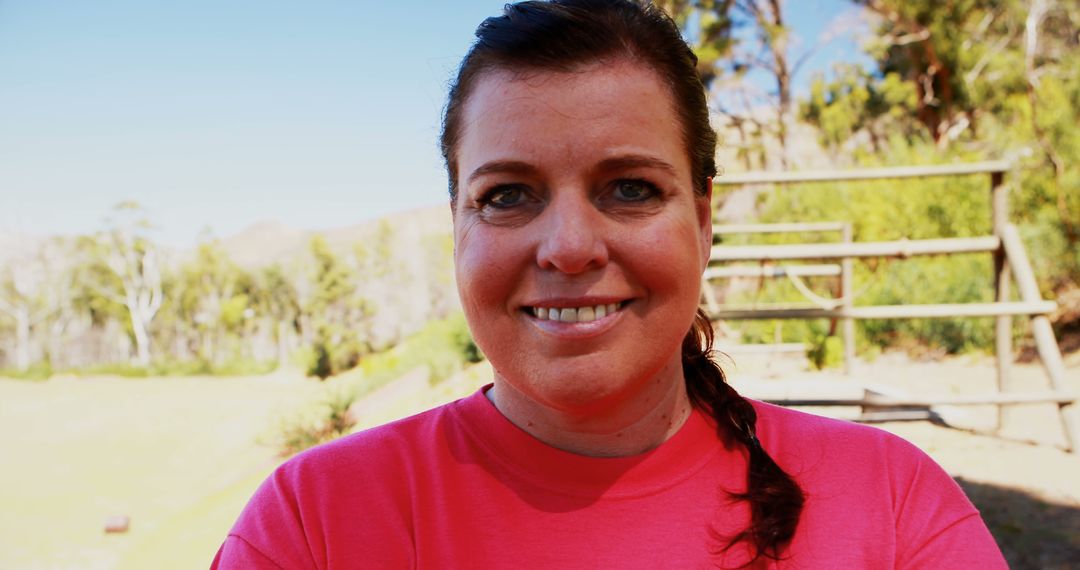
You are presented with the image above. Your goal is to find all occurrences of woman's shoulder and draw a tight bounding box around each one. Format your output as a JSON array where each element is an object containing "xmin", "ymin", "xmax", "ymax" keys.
[
  {"xmin": 217, "ymin": 391, "xmax": 489, "ymax": 569},
  {"xmin": 748, "ymin": 398, "xmax": 936, "ymax": 480},
  {"xmin": 751, "ymin": 398, "xmax": 919, "ymax": 450}
]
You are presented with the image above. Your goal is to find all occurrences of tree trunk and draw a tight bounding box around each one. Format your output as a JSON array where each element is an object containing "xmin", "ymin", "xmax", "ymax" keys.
[
  {"xmin": 277, "ymin": 320, "xmax": 291, "ymax": 369},
  {"xmin": 130, "ymin": 309, "xmax": 152, "ymax": 367},
  {"xmin": 14, "ymin": 308, "xmax": 31, "ymax": 372}
]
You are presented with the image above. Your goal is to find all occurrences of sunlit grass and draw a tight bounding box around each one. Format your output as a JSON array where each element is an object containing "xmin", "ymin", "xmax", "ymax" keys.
[{"xmin": 0, "ymin": 373, "xmax": 315, "ymax": 569}]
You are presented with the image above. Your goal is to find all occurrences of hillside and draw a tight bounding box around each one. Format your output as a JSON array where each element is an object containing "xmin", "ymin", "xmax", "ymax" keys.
[{"xmin": 215, "ymin": 205, "xmax": 453, "ymax": 271}]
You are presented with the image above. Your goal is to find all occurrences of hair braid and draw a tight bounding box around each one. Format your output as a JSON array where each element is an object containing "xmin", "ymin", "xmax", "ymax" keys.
[{"xmin": 683, "ymin": 309, "xmax": 805, "ymax": 562}]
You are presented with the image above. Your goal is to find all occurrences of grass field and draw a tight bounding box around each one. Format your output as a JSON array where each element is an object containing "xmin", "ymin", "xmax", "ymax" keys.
[
  {"xmin": 0, "ymin": 363, "xmax": 491, "ymax": 569},
  {"xmin": 0, "ymin": 371, "xmax": 318, "ymax": 569}
]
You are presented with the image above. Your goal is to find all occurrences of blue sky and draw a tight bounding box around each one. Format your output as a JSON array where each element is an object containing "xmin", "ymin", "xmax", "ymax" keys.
[{"xmin": 0, "ymin": 0, "xmax": 865, "ymax": 246}]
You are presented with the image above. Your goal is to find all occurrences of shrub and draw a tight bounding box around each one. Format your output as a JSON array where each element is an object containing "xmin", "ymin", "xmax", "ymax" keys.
[
  {"xmin": 807, "ymin": 334, "xmax": 844, "ymax": 370},
  {"xmin": 730, "ymin": 162, "xmax": 1002, "ymax": 355},
  {"xmin": 275, "ymin": 387, "xmax": 358, "ymax": 456},
  {"xmin": 274, "ymin": 312, "xmax": 485, "ymax": 455},
  {"xmin": 402, "ymin": 312, "xmax": 483, "ymax": 384},
  {"xmin": 304, "ymin": 328, "xmax": 367, "ymax": 380}
]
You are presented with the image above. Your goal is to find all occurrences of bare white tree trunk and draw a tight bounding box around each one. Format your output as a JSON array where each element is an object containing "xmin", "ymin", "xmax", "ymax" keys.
[
  {"xmin": 105, "ymin": 228, "xmax": 163, "ymax": 368},
  {"xmin": 0, "ymin": 250, "xmax": 46, "ymax": 372},
  {"xmin": 12, "ymin": 307, "xmax": 31, "ymax": 371},
  {"xmin": 276, "ymin": 319, "xmax": 291, "ymax": 368}
]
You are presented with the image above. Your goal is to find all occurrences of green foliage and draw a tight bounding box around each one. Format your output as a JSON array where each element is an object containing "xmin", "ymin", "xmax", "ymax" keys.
[
  {"xmin": 799, "ymin": 0, "xmax": 1080, "ymax": 295},
  {"xmin": 301, "ymin": 236, "xmax": 373, "ymax": 379},
  {"xmin": 67, "ymin": 358, "xmax": 276, "ymax": 378},
  {"xmin": 308, "ymin": 311, "xmax": 481, "ymax": 383},
  {"xmin": 275, "ymin": 312, "xmax": 483, "ymax": 455},
  {"xmin": 858, "ymin": 256, "xmax": 994, "ymax": 354},
  {"xmin": 735, "ymin": 153, "xmax": 1003, "ymax": 353},
  {"xmin": 77, "ymin": 362, "xmax": 151, "ymax": 378},
  {"xmin": 0, "ymin": 362, "xmax": 54, "ymax": 381},
  {"xmin": 807, "ymin": 335, "xmax": 844, "ymax": 370},
  {"xmin": 801, "ymin": 65, "xmax": 921, "ymax": 153},
  {"xmin": 275, "ymin": 387, "xmax": 358, "ymax": 457},
  {"xmin": 400, "ymin": 312, "xmax": 483, "ymax": 384},
  {"xmin": 303, "ymin": 328, "xmax": 363, "ymax": 380},
  {"xmin": 306, "ymin": 341, "xmax": 333, "ymax": 380}
]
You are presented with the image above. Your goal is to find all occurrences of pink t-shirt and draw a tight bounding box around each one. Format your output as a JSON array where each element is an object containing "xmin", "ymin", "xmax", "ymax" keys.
[{"xmin": 213, "ymin": 386, "xmax": 1005, "ymax": 568}]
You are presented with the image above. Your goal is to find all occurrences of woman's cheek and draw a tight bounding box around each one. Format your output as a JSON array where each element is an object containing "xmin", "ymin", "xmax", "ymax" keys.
[{"xmin": 456, "ymin": 227, "xmax": 518, "ymax": 318}]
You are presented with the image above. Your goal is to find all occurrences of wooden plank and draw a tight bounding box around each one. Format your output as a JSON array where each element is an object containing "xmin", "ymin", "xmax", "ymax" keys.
[
  {"xmin": 761, "ymin": 391, "xmax": 1074, "ymax": 407},
  {"xmin": 864, "ymin": 392, "xmax": 1076, "ymax": 406},
  {"xmin": 711, "ymin": 236, "xmax": 1000, "ymax": 261},
  {"xmin": 992, "ymin": 171, "xmax": 1012, "ymax": 431},
  {"xmin": 1001, "ymin": 223, "xmax": 1080, "ymax": 452},
  {"xmin": 709, "ymin": 301, "xmax": 1056, "ymax": 320},
  {"xmin": 712, "ymin": 222, "xmax": 846, "ymax": 235},
  {"xmin": 715, "ymin": 343, "xmax": 806, "ymax": 354},
  {"xmin": 857, "ymin": 411, "xmax": 937, "ymax": 422},
  {"xmin": 841, "ymin": 223, "xmax": 855, "ymax": 375},
  {"xmin": 704, "ymin": 264, "xmax": 842, "ymax": 279},
  {"xmin": 713, "ymin": 161, "xmax": 1012, "ymax": 186}
]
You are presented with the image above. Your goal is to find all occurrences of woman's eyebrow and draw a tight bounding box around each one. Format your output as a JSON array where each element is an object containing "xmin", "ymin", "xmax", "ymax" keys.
[
  {"xmin": 467, "ymin": 160, "xmax": 538, "ymax": 184},
  {"xmin": 596, "ymin": 155, "xmax": 676, "ymax": 174}
]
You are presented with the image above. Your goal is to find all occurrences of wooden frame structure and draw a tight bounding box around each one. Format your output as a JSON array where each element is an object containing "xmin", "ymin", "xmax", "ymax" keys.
[{"xmin": 704, "ymin": 161, "xmax": 1080, "ymax": 452}]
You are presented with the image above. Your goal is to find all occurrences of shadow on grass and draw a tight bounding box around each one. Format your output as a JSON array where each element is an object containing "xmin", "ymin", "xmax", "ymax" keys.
[{"xmin": 957, "ymin": 477, "xmax": 1080, "ymax": 569}]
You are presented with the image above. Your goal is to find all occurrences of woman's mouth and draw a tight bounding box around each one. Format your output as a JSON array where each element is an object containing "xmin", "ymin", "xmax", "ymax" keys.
[{"xmin": 524, "ymin": 301, "xmax": 630, "ymax": 323}]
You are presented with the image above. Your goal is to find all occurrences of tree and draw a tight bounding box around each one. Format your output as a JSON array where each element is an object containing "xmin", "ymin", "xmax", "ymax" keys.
[
  {"xmin": 657, "ymin": 0, "xmax": 824, "ymax": 168},
  {"xmin": 0, "ymin": 248, "xmax": 46, "ymax": 372},
  {"xmin": 90, "ymin": 202, "xmax": 164, "ymax": 367},
  {"xmin": 303, "ymin": 236, "xmax": 372, "ymax": 378},
  {"xmin": 181, "ymin": 241, "xmax": 248, "ymax": 364},
  {"xmin": 800, "ymin": 64, "xmax": 919, "ymax": 157},
  {"xmin": 254, "ymin": 264, "xmax": 300, "ymax": 368},
  {"xmin": 0, "ymin": 237, "xmax": 81, "ymax": 372},
  {"xmin": 801, "ymin": 0, "xmax": 1079, "ymax": 285}
]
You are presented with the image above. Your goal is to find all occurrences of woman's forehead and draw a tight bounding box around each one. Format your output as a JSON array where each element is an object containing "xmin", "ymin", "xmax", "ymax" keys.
[{"xmin": 455, "ymin": 60, "xmax": 688, "ymax": 178}]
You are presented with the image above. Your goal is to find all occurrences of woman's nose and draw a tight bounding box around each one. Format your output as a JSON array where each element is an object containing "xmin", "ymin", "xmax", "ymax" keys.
[{"xmin": 535, "ymin": 195, "xmax": 609, "ymax": 274}]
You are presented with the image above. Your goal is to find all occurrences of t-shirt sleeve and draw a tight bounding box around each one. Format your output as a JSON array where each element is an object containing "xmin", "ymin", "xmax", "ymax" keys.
[
  {"xmin": 892, "ymin": 443, "xmax": 1007, "ymax": 569},
  {"xmin": 211, "ymin": 534, "xmax": 287, "ymax": 569},
  {"xmin": 209, "ymin": 427, "xmax": 421, "ymax": 569},
  {"xmin": 210, "ymin": 468, "xmax": 321, "ymax": 570}
]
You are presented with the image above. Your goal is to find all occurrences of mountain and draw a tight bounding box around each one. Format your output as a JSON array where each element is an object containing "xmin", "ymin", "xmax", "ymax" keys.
[{"xmin": 216, "ymin": 205, "xmax": 453, "ymax": 270}]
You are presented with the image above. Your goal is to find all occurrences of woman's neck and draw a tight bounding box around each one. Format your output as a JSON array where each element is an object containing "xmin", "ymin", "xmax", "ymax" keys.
[{"xmin": 486, "ymin": 356, "xmax": 694, "ymax": 457}]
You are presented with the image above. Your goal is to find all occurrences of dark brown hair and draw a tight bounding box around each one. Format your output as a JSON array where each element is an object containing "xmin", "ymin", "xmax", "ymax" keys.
[{"xmin": 440, "ymin": 0, "xmax": 803, "ymax": 563}]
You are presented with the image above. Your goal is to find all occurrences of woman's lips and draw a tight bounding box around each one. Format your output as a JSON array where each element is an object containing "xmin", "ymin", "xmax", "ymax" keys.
[{"xmin": 520, "ymin": 300, "xmax": 632, "ymax": 338}]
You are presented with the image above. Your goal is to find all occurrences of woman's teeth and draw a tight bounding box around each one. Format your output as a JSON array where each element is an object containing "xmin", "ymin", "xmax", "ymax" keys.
[{"xmin": 532, "ymin": 303, "xmax": 619, "ymax": 323}]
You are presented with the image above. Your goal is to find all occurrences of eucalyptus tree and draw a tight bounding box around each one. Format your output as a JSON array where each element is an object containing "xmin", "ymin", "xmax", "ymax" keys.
[
  {"xmin": 0, "ymin": 248, "xmax": 46, "ymax": 371},
  {"xmin": 254, "ymin": 264, "xmax": 300, "ymax": 367},
  {"xmin": 88, "ymin": 202, "xmax": 164, "ymax": 367},
  {"xmin": 304, "ymin": 235, "xmax": 373, "ymax": 377}
]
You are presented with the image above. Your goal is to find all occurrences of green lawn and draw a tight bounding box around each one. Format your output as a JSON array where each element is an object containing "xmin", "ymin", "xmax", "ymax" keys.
[
  {"xmin": 0, "ymin": 363, "xmax": 490, "ymax": 570},
  {"xmin": 0, "ymin": 372, "xmax": 317, "ymax": 570}
]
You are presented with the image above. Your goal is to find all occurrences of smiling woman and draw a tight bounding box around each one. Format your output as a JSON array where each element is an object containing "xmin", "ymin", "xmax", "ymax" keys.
[
  {"xmin": 212, "ymin": 1, "xmax": 1007, "ymax": 568},
  {"xmin": 452, "ymin": 61, "xmax": 710, "ymax": 451}
]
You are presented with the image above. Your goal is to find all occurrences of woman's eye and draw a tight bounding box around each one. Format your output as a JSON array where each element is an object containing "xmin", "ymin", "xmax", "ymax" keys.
[
  {"xmin": 612, "ymin": 179, "xmax": 658, "ymax": 201},
  {"xmin": 482, "ymin": 185, "xmax": 526, "ymax": 208}
]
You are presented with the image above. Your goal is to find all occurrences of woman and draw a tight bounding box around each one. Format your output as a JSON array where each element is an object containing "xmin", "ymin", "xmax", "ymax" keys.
[{"xmin": 214, "ymin": 1, "xmax": 1006, "ymax": 567}]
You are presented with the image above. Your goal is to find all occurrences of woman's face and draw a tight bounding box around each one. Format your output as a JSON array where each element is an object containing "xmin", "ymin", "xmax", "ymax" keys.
[{"xmin": 452, "ymin": 59, "xmax": 712, "ymax": 416}]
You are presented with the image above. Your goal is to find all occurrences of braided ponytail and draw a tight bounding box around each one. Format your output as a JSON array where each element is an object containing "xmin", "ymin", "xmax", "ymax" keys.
[{"xmin": 682, "ymin": 308, "xmax": 805, "ymax": 563}]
